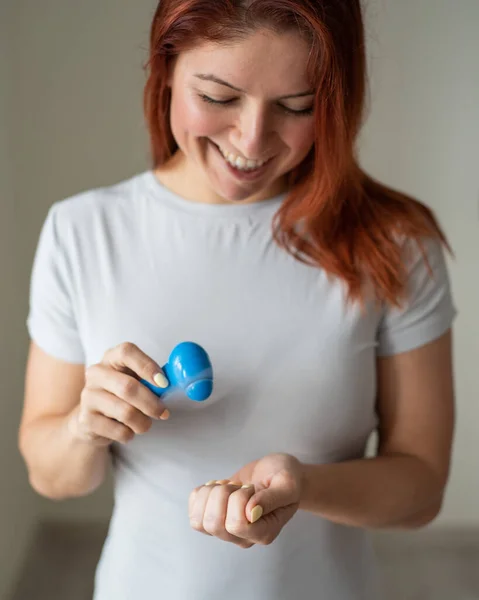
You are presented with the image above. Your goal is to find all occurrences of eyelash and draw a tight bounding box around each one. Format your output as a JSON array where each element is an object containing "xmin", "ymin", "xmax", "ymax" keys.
[{"xmin": 198, "ymin": 94, "xmax": 314, "ymax": 117}]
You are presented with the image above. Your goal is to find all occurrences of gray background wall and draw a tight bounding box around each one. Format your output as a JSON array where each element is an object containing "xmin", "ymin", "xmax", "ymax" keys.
[{"xmin": 1, "ymin": 0, "xmax": 478, "ymax": 597}]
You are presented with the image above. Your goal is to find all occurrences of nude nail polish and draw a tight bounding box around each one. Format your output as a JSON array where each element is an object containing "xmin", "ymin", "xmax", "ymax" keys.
[
  {"xmin": 154, "ymin": 372, "xmax": 169, "ymax": 388},
  {"xmin": 159, "ymin": 409, "xmax": 170, "ymax": 420},
  {"xmin": 250, "ymin": 506, "xmax": 263, "ymax": 523}
]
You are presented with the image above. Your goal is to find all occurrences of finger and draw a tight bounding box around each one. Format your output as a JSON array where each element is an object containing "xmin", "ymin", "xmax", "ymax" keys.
[
  {"xmin": 203, "ymin": 483, "xmax": 251, "ymax": 546},
  {"xmin": 224, "ymin": 484, "xmax": 257, "ymax": 540},
  {"xmin": 102, "ymin": 342, "xmax": 169, "ymax": 388},
  {"xmin": 86, "ymin": 364, "xmax": 169, "ymax": 420},
  {"xmin": 84, "ymin": 389, "xmax": 154, "ymax": 434},
  {"xmin": 77, "ymin": 410, "xmax": 135, "ymax": 445},
  {"xmin": 243, "ymin": 504, "xmax": 299, "ymax": 546},
  {"xmin": 189, "ymin": 484, "xmax": 214, "ymax": 536},
  {"xmin": 190, "ymin": 482, "xmax": 252, "ymax": 548},
  {"xmin": 246, "ymin": 480, "xmax": 300, "ymax": 522},
  {"xmin": 188, "ymin": 480, "xmax": 237, "ymax": 518}
]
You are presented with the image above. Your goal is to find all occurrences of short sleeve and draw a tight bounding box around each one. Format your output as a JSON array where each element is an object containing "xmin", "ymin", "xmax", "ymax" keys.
[
  {"xmin": 26, "ymin": 204, "xmax": 85, "ymax": 363},
  {"xmin": 377, "ymin": 237, "xmax": 457, "ymax": 356}
]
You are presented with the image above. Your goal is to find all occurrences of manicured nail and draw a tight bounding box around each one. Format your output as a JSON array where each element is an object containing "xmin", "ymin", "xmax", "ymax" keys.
[
  {"xmin": 205, "ymin": 480, "xmax": 216, "ymax": 486},
  {"xmin": 241, "ymin": 484, "xmax": 254, "ymax": 489},
  {"xmin": 229, "ymin": 481, "xmax": 242, "ymax": 486},
  {"xmin": 159, "ymin": 409, "xmax": 170, "ymax": 421},
  {"xmin": 250, "ymin": 505, "xmax": 263, "ymax": 523},
  {"xmin": 216, "ymin": 479, "xmax": 230, "ymax": 485},
  {"xmin": 153, "ymin": 372, "xmax": 169, "ymax": 388}
]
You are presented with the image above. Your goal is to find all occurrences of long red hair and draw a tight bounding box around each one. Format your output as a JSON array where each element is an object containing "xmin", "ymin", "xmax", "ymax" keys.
[{"xmin": 143, "ymin": 0, "xmax": 450, "ymax": 306}]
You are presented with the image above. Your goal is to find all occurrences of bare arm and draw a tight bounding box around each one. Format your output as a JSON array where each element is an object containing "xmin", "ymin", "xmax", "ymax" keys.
[
  {"xmin": 19, "ymin": 341, "xmax": 169, "ymax": 500},
  {"xmin": 299, "ymin": 330, "xmax": 455, "ymax": 529},
  {"xmin": 18, "ymin": 342, "xmax": 108, "ymax": 499}
]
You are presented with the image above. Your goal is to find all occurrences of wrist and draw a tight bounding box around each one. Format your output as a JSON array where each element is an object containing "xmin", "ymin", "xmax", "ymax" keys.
[
  {"xmin": 65, "ymin": 406, "xmax": 111, "ymax": 449},
  {"xmin": 299, "ymin": 462, "xmax": 312, "ymax": 510},
  {"xmin": 298, "ymin": 462, "xmax": 329, "ymax": 513}
]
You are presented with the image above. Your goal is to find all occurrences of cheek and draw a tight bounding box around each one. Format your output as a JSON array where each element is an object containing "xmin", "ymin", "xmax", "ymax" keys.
[
  {"xmin": 170, "ymin": 93, "xmax": 224, "ymax": 139},
  {"xmin": 283, "ymin": 121, "xmax": 315, "ymax": 155}
]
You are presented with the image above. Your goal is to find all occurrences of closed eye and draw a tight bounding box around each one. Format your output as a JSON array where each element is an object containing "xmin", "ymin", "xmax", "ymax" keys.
[
  {"xmin": 198, "ymin": 94, "xmax": 313, "ymax": 117},
  {"xmin": 199, "ymin": 94, "xmax": 233, "ymax": 106}
]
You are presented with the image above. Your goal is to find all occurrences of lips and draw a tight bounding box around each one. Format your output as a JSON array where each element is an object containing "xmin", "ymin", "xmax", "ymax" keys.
[
  {"xmin": 209, "ymin": 140, "xmax": 276, "ymax": 182},
  {"xmin": 209, "ymin": 140, "xmax": 274, "ymax": 182},
  {"xmin": 219, "ymin": 149, "xmax": 267, "ymax": 170}
]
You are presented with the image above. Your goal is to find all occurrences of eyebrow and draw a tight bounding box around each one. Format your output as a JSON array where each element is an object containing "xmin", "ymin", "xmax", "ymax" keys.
[{"xmin": 194, "ymin": 74, "xmax": 314, "ymax": 99}]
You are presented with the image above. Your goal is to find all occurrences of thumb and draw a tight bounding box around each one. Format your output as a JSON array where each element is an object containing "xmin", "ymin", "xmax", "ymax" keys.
[{"xmin": 246, "ymin": 486, "xmax": 295, "ymax": 524}]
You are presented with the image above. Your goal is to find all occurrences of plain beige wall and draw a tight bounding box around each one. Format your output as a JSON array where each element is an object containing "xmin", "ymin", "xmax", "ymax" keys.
[
  {"xmin": 2, "ymin": 1, "xmax": 157, "ymax": 595},
  {"xmin": 0, "ymin": 2, "xmax": 41, "ymax": 597},
  {"xmin": 359, "ymin": 0, "xmax": 479, "ymax": 525},
  {"xmin": 2, "ymin": 0, "xmax": 478, "ymax": 596}
]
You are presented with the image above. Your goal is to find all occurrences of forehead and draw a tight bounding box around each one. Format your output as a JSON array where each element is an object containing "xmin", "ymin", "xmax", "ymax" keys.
[{"xmin": 177, "ymin": 29, "xmax": 312, "ymax": 93}]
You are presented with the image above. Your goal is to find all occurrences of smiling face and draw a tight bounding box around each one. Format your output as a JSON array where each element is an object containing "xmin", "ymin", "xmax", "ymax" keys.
[{"xmin": 157, "ymin": 28, "xmax": 316, "ymax": 204}]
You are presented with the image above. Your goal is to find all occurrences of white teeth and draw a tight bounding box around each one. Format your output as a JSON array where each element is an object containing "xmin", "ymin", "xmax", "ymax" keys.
[
  {"xmin": 217, "ymin": 145, "xmax": 267, "ymax": 171},
  {"xmin": 235, "ymin": 157, "xmax": 246, "ymax": 169}
]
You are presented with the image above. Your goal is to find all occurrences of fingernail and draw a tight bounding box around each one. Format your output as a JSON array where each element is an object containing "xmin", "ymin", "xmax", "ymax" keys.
[
  {"xmin": 159, "ymin": 409, "xmax": 170, "ymax": 421},
  {"xmin": 216, "ymin": 479, "xmax": 230, "ymax": 485},
  {"xmin": 153, "ymin": 372, "xmax": 169, "ymax": 388},
  {"xmin": 241, "ymin": 484, "xmax": 254, "ymax": 489},
  {"xmin": 229, "ymin": 481, "xmax": 242, "ymax": 486},
  {"xmin": 250, "ymin": 505, "xmax": 263, "ymax": 523},
  {"xmin": 205, "ymin": 480, "xmax": 216, "ymax": 486}
]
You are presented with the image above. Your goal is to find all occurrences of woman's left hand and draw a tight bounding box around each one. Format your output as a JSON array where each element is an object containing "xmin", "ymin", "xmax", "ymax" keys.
[{"xmin": 188, "ymin": 453, "xmax": 303, "ymax": 549}]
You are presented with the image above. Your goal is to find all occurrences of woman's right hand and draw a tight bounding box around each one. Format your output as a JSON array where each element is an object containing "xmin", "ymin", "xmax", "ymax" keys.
[{"xmin": 69, "ymin": 342, "xmax": 170, "ymax": 447}]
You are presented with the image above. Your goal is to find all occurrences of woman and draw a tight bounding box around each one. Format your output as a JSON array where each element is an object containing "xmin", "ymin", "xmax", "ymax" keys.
[{"xmin": 19, "ymin": 1, "xmax": 456, "ymax": 599}]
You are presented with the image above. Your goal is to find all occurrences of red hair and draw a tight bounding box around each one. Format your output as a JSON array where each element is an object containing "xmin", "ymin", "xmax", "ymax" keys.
[{"xmin": 143, "ymin": 0, "xmax": 450, "ymax": 306}]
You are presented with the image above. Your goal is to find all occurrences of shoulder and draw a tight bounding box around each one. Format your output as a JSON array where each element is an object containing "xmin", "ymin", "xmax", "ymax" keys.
[
  {"xmin": 47, "ymin": 170, "xmax": 150, "ymax": 238},
  {"xmin": 377, "ymin": 233, "xmax": 456, "ymax": 357},
  {"xmin": 398, "ymin": 234, "xmax": 450, "ymax": 287}
]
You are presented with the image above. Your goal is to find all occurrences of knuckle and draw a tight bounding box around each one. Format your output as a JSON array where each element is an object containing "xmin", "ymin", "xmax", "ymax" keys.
[
  {"xmin": 203, "ymin": 516, "xmax": 222, "ymax": 536},
  {"xmin": 77, "ymin": 407, "xmax": 90, "ymax": 428},
  {"xmin": 205, "ymin": 525, "xmax": 222, "ymax": 537},
  {"xmin": 79, "ymin": 387, "xmax": 89, "ymax": 406},
  {"xmin": 119, "ymin": 377, "xmax": 139, "ymax": 399},
  {"xmin": 139, "ymin": 356, "xmax": 153, "ymax": 376},
  {"xmin": 225, "ymin": 521, "xmax": 243, "ymax": 537},
  {"xmin": 239, "ymin": 542, "xmax": 254, "ymax": 550},
  {"xmin": 117, "ymin": 427, "xmax": 134, "ymax": 444},
  {"xmin": 118, "ymin": 341, "xmax": 137, "ymax": 360},
  {"xmin": 210, "ymin": 485, "xmax": 230, "ymax": 500},
  {"xmin": 84, "ymin": 364, "xmax": 97, "ymax": 383},
  {"xmin": 258, "ymin": 533, "xmax": 276, "ymax": 546},
  {"xmin": 190, "ymin": 518, "xmax": 204, "ymax": 532},
  {"xmin": 80, "ymin": 386, "xmax": 96, "ymax": 406},
  {"xmin": 120, "ymin": 404, "xmax": 137, "ymax": 423},
  {"xmin": 103, "ymin": 345, "xmax": 117, "ymax": 362}
]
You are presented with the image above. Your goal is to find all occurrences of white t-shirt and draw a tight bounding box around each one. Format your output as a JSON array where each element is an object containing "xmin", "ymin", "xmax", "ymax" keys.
[{"xmin": 27, "ymin": 170, "xmax": 456, "ymax": 600}]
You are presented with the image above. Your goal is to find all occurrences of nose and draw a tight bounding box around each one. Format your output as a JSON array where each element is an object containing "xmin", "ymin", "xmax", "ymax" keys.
[{"xmin": 233, "ymin": 103, "xmax": 273, "ymax": 160}]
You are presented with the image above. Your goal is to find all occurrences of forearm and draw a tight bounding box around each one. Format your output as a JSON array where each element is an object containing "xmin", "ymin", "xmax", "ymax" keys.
[
  {"xmin": 299, "ymin": 453, "xmax": 445, "ymax": 529},
  {"xmin": 20, "ymin": 405, "xmax": 110, "ymax": 500}
]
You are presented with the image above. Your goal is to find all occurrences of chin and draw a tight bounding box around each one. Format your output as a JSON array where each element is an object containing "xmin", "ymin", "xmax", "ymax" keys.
[
  {"xmin": 212, "ymin": 174, "xmax": 276, "ymax": 203},
  {"xmin": 216, "ymin": 186, "xmax": 260, "ymax": 204}
]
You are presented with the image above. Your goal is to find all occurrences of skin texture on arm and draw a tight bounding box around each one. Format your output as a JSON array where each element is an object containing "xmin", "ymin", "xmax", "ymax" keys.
[
  {"xmin": 18, "ymin": 342, "xmax": 110, "ymax": 499},
  {"xmin": 19, "ymin": 340, "xmax": 170, "ymax": 500},
  {"xmin": 299, "ymin": 330, "xmax": 455, "ymax": 529}
]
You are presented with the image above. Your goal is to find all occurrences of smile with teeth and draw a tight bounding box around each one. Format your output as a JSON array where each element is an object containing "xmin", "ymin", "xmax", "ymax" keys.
[{"xmin": 216, "ymin": 144, "xmax": 270, "ymax": 172}]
